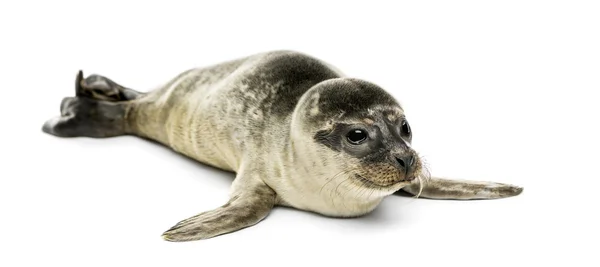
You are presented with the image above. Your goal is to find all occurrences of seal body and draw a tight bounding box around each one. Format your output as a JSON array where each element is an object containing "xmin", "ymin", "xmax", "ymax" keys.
[
  {"xmin": 130, "ymin": 51, "xmax": 336, "ymax": 173},
  {"xmin": 42, "ymin": 50, "xmax": 523, "ymax": 241},
  {"xmin": 128, "ymin": 51, "xmax": 382, "ymax": 216}
]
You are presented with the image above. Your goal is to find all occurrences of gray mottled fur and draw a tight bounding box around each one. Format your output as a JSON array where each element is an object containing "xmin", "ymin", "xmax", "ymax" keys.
[{"xmin": 42, "ymin": 50, "xmax": 523, "ymax": 241}]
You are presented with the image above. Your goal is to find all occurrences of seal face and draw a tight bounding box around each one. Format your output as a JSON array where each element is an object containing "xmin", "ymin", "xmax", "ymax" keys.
[
  {"xmin": 307, "ymin": 79, "xmax": 422, "ymax": 187},
  {"xmin": 267, "ymin": 77, "xmax": 428, "ymax": 217},
  {"xmin": 42, "ymin": 50, "xmax": 523, "ymax": 242}
]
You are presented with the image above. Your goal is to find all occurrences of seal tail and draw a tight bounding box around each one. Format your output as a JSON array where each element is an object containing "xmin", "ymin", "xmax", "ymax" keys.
[{"xmin": 42, "ymin": 71, "xmax": 141, "ymax": 138}]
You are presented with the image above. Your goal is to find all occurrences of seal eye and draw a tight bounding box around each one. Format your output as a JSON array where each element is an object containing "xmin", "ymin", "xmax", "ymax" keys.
[
  {"xmin": 347, "ymin": 129, "xmax": 368, "ymax": 145},
  {"xmin": 401, "ymin": 120, "xmax": 411, "ymax": 137}
]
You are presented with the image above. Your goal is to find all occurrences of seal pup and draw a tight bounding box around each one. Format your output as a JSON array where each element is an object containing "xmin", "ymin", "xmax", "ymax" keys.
[{"xmin": 42, "ymin": 50, "xmax": 523, "ymax": 241}]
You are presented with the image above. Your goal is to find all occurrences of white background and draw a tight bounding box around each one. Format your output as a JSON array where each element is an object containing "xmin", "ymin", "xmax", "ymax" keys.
[{"xmin": 1, "ymin": 1, "xmax": 599, "ymax": 266}]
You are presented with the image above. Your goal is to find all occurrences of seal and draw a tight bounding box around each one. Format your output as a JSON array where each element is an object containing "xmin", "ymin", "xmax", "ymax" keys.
[{"xmin": 42, "ymin": 50, "xmax": 523, "ymax": 241}]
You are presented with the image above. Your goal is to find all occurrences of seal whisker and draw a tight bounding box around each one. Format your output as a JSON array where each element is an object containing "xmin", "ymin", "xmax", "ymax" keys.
[
  {"xmin": 367, "ymin": 187, "xmax": 376, "ymax": 200},
  {"xmin": 331, "ymin": 168, "xmax": 358, "ymax": 197},
  {"xmin": 320, "ymin": 169, "xmax": 354, "ymax": 196},
  {"xmin": 415, "ymin": 176, "xmax": 424, "ymax": 198},
  {"xmin": 334, "ymin": 175, "xmax": 354, "ymax": 209},
  {"xmin": 411, "ymin": 155, "xmax": 431, "ymax": 198},
  {"xmin": 359, "ymin": 180, "xmax": 372, "ymax": 199},
  {"xmin": 419, "ymin": 155, "xmax": 432, "ymax": 183},
  {"xmin": 333, "ymin": 168, "xmax": 364, "ymax": 209},
  {"xmin": 325, "ymin": 168, "xmax": 357, "ymax": 209}
]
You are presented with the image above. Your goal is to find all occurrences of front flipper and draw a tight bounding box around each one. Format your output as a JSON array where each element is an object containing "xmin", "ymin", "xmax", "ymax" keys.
[
  {"xmin": 162, "ymin": 181, "xmax": 276, "ymax": 242},
  {"xmin": 400, "ymin": 177, "xmax": 523, "ymax": 200}
]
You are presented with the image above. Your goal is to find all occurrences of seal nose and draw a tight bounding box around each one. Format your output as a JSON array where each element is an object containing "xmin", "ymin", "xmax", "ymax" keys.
[{"xmin": 395, "ymin": 155, "xmax": 415, "ymax": 172}]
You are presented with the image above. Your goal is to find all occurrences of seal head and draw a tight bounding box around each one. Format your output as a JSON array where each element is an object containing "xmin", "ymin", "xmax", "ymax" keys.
[{"xmin": 289, "ymin": 78, "xmax": 425, "ymax": 214}]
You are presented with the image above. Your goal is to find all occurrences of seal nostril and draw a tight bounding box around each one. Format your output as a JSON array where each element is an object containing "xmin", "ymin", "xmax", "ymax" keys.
[{"xmin": 396, "ymin": 157, "xmax": 406, "ymax": 167}]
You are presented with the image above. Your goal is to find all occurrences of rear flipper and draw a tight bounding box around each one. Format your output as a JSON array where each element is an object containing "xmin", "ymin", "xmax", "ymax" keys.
[
  {"xmin": 42, "ymin": 71, "xmax": 137, "ymax": 138},
  {"xmin": 75, "ymin": 70, "xmax": 143, "ymax": 101},
  {"xmin": 42, "ymin": 96, "xmax": 128, "ymax": 137}
]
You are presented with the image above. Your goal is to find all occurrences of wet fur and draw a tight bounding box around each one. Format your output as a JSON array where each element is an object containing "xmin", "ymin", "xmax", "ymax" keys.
[{"xmin": 42, "ymin": 50, "xmax": 523, "ymax": 241}]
